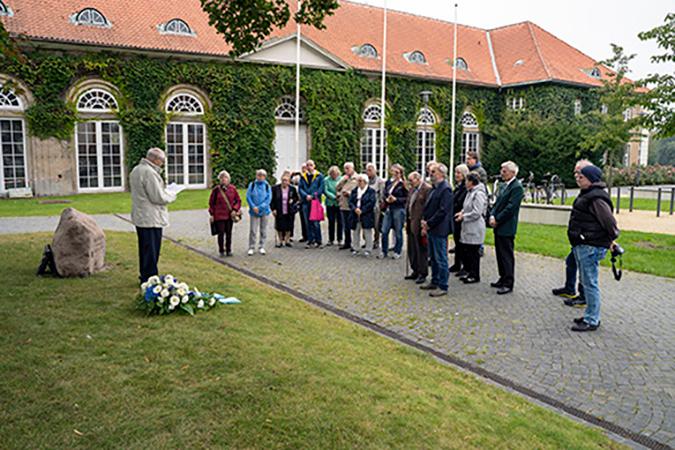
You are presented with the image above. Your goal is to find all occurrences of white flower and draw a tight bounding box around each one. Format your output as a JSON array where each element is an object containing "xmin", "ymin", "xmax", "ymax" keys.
[
  {"xmin": 177, "ymin": 288, "xmax": 187, "ymax": 297},
  {"xmin": 165, "ymin": 275, "xmax": 174, "ymax": 284},
  {"xmin": 170, "ymin": 296, "xmax": 180, "ymax": 307},
  {"xmin": 158, "ymin": 297, "xmax": 164, "ymax": 304},
  {"xmin": 141, "ymin": 282, "xmax": 149, "ymax": 290},
  {"xmin": 181, "ymin": 295, "xmax": 189, "ymax": 304},
  {"xmin": 168, "ymin": 303, "xmax": 175, "ymax": 310},
  {"xmin": 197, "ymin": 299, "xmax": 204, "ymax": 309},
  {"xmin": 161, "ymin": 289, "xmax": 170, "ymax": 298},
  {"xmin": 153, "ymin": 286, "xmax": 162, "ymax": 294},
  {"xmin": 179, "ymin": 282, "xmax": 189, "ymax": 291},
  {"xmin": 148, "ymin": 275, "xmax": 160, "ymax": 284},
  {"xmin": 209, "ymin": 298, "xmax": 216, "ymax": 307}
]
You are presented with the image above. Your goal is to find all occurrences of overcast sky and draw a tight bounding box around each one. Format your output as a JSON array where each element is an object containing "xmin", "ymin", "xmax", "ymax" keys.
[{"xmin": 351, "ymin": 0, "xmax": 674, "ymax": 79}]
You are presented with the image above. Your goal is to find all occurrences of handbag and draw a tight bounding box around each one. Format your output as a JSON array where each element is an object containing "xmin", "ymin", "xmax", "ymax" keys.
[
  {"xmin": 309, "ymin": 195, "xmax": 325, "ymax": 222},
  {"xmin": 210, "ymin": 219, "xmax": 218, "ymax": 236},
  {"xmin": 219, "ymin": 186, "xmax": 242, "ymax": 223}
]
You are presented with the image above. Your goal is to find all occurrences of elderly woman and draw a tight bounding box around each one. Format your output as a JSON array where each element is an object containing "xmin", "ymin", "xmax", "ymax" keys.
[
  {"xmin": 379, "ymin": 163, "xmax": 408, "ymax": 259},
  {"xmin": 209, "ymin": 170, "xmax": 242, "ymax": 257},
  {"xmin": 454, "ymin": 172, "xmax": 488, "ymax": 283},
  {"xmin": 324, "ymin": 165, "xmax": 343, "ymax": 246},
  {"xmin": 450, "ymin": 164, "xmax": 470, "ymax": 275},
  {"xmin": 246, "ymin": 169, "xmax": 272, "ymax": 256},
  {"xmin": 271, "ymin": 172, "xmax": 299, "ymax": 248},
  {"xmin": 348, "ymin": 174, "xmax": 377, "ymax": 257}
]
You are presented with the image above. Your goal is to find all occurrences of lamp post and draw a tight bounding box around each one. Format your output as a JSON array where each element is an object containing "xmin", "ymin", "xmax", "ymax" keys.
[
  {"xmin": 420, "ymin": 90, "xmax": 432, "ymax": 107},
  {"xmin": 449, "ymin": 3, "xmax": 458, "ymax": 188}
]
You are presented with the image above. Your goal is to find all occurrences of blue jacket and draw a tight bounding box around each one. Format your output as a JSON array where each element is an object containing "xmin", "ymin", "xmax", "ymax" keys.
[
  {"xmin": 348, "ymin": 187, "xmax": 377, "ymax": 230},
  {"xmin": 422, "ymin": 180, "xmax": 454, "ymax": 237},
  {"xmin": 299, "ymin": 171, "xmax": 324, "ymax": 204},
  {"xmin": 246, "ymin": 180, "xmax": 272, "ymax": 217}
]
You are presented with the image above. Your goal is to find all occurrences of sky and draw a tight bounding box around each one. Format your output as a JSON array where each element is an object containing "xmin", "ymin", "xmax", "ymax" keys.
[{"xmin": 351, "ymin": 0, "xmax": 674, "ymax": 80}]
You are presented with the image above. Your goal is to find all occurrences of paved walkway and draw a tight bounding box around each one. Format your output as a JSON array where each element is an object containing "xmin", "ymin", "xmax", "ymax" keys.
[{"xmin": 1, "ymin": 211, "xmax": 674, "ymax": 447}]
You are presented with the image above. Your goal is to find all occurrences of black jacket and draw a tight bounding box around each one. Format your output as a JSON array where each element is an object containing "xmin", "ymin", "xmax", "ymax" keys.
[
  {"xmin": 271, "ymin": 184, "xmax": 299, "ymax": 216},
  {"xmin": 567, "ymin": 183, "xmax": 617, "ymax": 248},
  {"xmin": 423, "ymin": 180, "xmax": 454, "ymax": 237},
  {"xmin": 381, "ymin": 179, "xmax": 408, "ymax": 210}
]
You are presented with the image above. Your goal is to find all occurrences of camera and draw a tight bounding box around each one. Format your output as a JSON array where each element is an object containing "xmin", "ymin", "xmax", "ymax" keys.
[
  {"xmin": 610, "ymin": 243, "xmax": 624, "ymax": 281},
  {"xmin": 611, "ymin": 243, "xmax": 624, "ymax": 259}
]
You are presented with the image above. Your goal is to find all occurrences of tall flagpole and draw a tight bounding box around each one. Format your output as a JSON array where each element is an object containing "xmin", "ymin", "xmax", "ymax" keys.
[
  {"xmin": 295, "ymin": 0, "xmax": 301, "ymax": 170},
  {"xmin": 449, "ymin": 3, "xmax": 458, "ymax": 187},
  {"xmin": 379, "ymin": 0, "xmax": 388, "ymax": 178}
]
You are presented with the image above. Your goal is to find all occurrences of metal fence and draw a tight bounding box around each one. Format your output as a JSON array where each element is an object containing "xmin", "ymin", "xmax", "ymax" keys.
[{"xmin": 613, "ymin": 186, "xmax": 675, "ymax": 217}]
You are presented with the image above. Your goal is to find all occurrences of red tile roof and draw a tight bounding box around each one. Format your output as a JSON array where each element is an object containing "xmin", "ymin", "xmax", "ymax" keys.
[{"xmin": 1, "ymin": 0, "xmax": 614, "ymax": 88}]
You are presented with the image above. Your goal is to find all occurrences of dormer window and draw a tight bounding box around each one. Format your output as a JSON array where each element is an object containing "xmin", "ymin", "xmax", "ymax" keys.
[
  {"xmin": 0, "ymin": 1, "xmax": 13, "ymax": 16},
  {"xmin": 514, "ymin": 59, "xmax": 525, "ymax": 67},
  {"xmin": 159, "ymin": 19, "xmax": 194, "ymax": 36},
  {"xmin": 589, "ymin": 67, "xmax": 601, "ymax": 78},
  {"xmin": 72, "ymin": 8, "xmax": 109, "ymax": 27},
  {"xmin": 405, "ymin": 51, "xmax": 427, "ymax": 65},
  {"xmin": 353, "ymin": 44, "xmax": 378, "ymax": 59},
  {"xmin": 454, "ymin": 57, "xmax": 468, "ymax": 71}
]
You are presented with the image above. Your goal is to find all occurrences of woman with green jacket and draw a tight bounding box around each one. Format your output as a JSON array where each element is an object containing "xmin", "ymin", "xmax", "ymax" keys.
[{"xmin": 324, "ymin": 166, "xmax": 343, "ymax": 246}]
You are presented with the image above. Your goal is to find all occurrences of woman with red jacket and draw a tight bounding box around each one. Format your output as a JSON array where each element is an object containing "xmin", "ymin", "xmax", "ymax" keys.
[{"xmin": 208, "ymin": 170, "xmax": 242, "ymax": 256}]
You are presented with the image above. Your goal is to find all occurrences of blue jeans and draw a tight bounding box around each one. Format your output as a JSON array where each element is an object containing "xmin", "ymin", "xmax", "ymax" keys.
[
  {"xmin": 381, "ymin": 207, "xmax": 405, "ymax": 255},
  {"xmin": 565, "ymin": 249, "xmax": 585, "ymax": 297},
  {"xmin": 302, "ymin": 203, "xmax": 322, "ymax": 244},
  {"xmin": 573, "ymin": 245, "xmax": 608, "ymax": 326},
  {"xmin": 428, "ymin": 234, "xmax": 449, "ymax": 291}
]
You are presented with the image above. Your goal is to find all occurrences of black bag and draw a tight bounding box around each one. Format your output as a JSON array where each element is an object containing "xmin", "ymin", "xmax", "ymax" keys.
[
  {"xmin": 37, "ymin": 244, "xmax": 60, "ymax": 277},
  {"xmin": 210, "ymin": 220, "xmax": 218, "ymax": 236}
]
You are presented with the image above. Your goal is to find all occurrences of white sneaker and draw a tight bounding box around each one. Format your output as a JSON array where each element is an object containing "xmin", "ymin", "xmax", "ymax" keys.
[
  {"xmin": 247, "ymin": 249, "xmax": 254, "ymax": 256},
  {"xmin": 259, "ymin": 248, "xmax": 266, "ymax": 255},
  {"xmin": 391, "ymin": 253, "xmax": 401, "ymax": 260},
  {"xmin": 364, "ymin": 251, "xmax": 371, "ymax": 258}
]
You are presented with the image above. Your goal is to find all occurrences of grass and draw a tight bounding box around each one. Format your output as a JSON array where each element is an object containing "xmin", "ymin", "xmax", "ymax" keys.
[
  {"xmin": 481, "ymin": 223, "xmax": 675, "ymax": 278},
  {"xmin": 563, "ymin": 195, "xmax": 672, "ymax": 212},
  {"xmin": 0, "ymin": 232, "xmax": 622, "ymax": 449},
  {"xmin": 0, "ymin": 189, "xmax": 249, "ymax": 217}
]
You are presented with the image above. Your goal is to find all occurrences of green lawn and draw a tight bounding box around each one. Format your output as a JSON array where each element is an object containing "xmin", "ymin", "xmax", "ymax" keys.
[
  {"xmin": 0, "ymin": 189, "xmax": 249, "ymax": 217},
  {"xmin": 481, "ymin": 223, "xmax": 675, "ymax": 278},
  {"xmin": 563, "ymin": 195, "xmax": 672, "ymax": 212},
  {"xmin": 0, "ymin": 232, "xmax": 621, "ymax": 449}
]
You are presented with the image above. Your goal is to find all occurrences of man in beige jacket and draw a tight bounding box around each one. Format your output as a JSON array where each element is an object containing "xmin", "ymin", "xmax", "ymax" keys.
[
  {"xmin": 336, "ymin": 161, "xmax": 358, "ymax": 250},
  {"xmin": 129, "ymin": 148, "xmax": 176, "ymax": 282}
]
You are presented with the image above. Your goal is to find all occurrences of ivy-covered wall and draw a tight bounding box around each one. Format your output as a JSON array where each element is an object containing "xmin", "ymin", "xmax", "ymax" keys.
[{"xmin": 1, "ymin": 50, "xmax": 601, "ymax": 186}]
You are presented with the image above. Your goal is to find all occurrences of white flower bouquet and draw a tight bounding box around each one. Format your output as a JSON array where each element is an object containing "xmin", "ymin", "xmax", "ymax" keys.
[{"xmin": 137, "ymin": 274, "xmax": 231, "ymax": 316}]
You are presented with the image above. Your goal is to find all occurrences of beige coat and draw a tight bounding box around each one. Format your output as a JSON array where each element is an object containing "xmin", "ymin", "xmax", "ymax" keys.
[
  {"xmin": 405, "ymin": 182, "xmax": 431, "ymax": 236},
  {"xmin": 129, "ymin": 159, "xmax": 176, "ymax": 228},
  {"xmin": 336, "ymin": 174, "xmax": 358, "ymax": 211}
]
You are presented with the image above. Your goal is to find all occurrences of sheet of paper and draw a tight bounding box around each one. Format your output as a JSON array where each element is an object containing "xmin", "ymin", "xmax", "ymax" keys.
[{"xmin": 166, "ymin": 182, "xmax": 186, "ymax": 196}]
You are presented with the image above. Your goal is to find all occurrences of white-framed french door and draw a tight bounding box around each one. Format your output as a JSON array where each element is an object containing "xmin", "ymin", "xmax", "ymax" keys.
[
  {"xmin": 165, "ymin": 122, "xmax": 207, "ymax": 188},
  {"xmin": 416, "ymin": 129, "xmax": 436, "ymax": 174},
  {"xmin": 0, "ymin": 117, "xmax": 28, "ymax": 192},
  {"xmin": 360, "ymin": 127, "xmax": 388, "ymax": 178},
  {"xmin": 75, "ymin": 121, "xmax": 124, "ymax": 192},
  {"xmin": 461, "ymin": 131, "xmax": 480, "ymax": 161}
]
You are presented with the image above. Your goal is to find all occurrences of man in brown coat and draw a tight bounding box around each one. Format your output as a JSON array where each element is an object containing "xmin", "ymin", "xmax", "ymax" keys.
[
  {"xmin": 336, "ymin": 161, "xmax": 359, "ymax": 250},
  {"xmin": 405, "ymin": 171, "xmax": 432, "ymax": 284}
]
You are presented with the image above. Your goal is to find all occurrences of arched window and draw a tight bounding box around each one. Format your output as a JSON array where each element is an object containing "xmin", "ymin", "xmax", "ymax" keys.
[
  {"xmin": 405, "ymin": 51, "xmax": 427, "ymax": 64},
  {"xmin": 275, "ymin": 96, "xmax": 304, "ymax": 121},
  {"xmin": 164, "ymin": 90, "xmax": 207, "ymax": 188},
  {"xmin": 75, "ymin": 87, "xmax": 123, "ymax": 192},
  {"xmin": 416, "ymin": 107, "xmax": 437, "ymax": 174},
  {"xmin": 461, "ymin": 112, "xmax": 480, "ymax": 161},
  {"xmin": 0, "ymin": 1, "xmax": 13, "ymax": 16},
  {"xmin": 0, "ymin": 83, "xmax": 27, "ymax": 192},
  {"xmin": 455, "ymin": 57, "xmax": 468, "ymax": 71},
  {"xmin": 354, "ymin": 44, "xmax": 378, "ymax": 59},
  {"xmin": 73, "ymin": 8, "xmax": 109, "ymax": 27},
  {"xmin": 161, "ymin": 19, "xmax": 193, "ymax": 35},
  {"xmin": 166, "ymin": 93, "xmax": 204, "ymax": 115},
  {"xmin": 361, "ymin": 103, "xmax": 387, "ymax": 177},
  {"xmin": 77, "ymin": 88, "xmax": 118, "ymax": 113}
]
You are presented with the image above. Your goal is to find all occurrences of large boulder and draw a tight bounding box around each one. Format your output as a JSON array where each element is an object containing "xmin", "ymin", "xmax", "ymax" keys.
[{"xmin": 52, "ymin": 208, "xmax": 106, "ymax": 277}]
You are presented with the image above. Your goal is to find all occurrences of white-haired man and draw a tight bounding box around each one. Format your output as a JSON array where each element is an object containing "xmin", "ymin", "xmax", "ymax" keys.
[
  {"xmin": 129, "ymin": 148, "xmax": 177, "ymax": 282},
  {"xmin": 336, "ymin": 161, "xmax": 358, "ymax": 250},
  {"xmin": 488, "ymin": 161, "xmax": 524, "ymax": 295},
  {"xmin": 366, "ymin": 163, "xmax": 385, "ymax": 248}
]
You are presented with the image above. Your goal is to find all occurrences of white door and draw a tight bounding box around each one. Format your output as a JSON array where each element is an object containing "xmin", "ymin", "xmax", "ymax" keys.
[{"xmin": 274, "ymin": 124, "xmax": 307, "ymax": 181}]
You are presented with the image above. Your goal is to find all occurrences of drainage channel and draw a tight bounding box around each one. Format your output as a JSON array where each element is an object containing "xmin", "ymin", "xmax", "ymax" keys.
[{"xmin": 114, "ymin": 214, "xmax": 671, "ymax": 450}]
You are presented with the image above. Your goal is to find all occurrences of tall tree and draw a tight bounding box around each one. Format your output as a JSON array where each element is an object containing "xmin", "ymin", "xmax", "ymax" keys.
[
  {"xmin": 637, "ymin": 12, "xmax": 675, "ymax": 138},
  {"xmin": 200, "ymin": 0, "xmax": 340, "ymax": 57}
]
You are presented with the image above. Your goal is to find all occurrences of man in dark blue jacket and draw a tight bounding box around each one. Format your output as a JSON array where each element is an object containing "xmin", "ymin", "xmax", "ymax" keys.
[
  {"xmin": 421, "ymin": 163, "xmax": 454, "ymax": 297},
  {"xmin": 298, "ymin": 159, "xmax": 325, "ymax": 248}
]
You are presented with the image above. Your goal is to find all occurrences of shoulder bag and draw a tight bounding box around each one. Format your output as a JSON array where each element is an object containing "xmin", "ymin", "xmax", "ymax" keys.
[{"xmin": 219, "ymin": 186, "xmax": 242, "ymax": 223}]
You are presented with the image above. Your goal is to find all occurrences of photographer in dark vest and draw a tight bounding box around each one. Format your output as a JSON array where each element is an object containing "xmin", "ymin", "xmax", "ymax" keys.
[{"xmin": 567, "ymin": 164, "xmax": 619, "ymax": 332}]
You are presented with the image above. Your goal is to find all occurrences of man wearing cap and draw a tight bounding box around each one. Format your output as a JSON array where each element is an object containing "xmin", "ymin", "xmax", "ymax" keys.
[{"xmin": 567, "ymin": 163, "xmax": 619, "ymax": 332}]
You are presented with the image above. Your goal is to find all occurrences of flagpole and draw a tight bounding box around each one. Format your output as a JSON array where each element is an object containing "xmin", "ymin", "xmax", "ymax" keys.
[
  {"xmin": 379, "ymin": 0, "xmax": 388, "ymax": 178},
  {"xmin": 295, "ymin": 0, "xmax": 301, "ymax": 170},
  {"xmin": 449, "ymin": 3, "xmax": 458, "ymax": 187}
]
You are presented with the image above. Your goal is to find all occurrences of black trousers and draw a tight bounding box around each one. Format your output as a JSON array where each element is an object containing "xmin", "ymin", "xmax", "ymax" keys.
[
  {"xmin": 495, "ymin": 235, "xmax": 515, "ymax": 288},
  {"xmin": 340, "ymin": 210, "xmax": 352, "ymax": 248},
  {"xmin": 327, "ymin": 205, "xmax": 343, "ymax": 243},
  {"xmin": 299, "ymin": 205, "xmax": 308, "ymax": 240},
  {"xmin": 462, "ymin": 243, "xmax": 481, "ymax": 280},
  {"xmin": 214, "ymin": 219, "xmax": 233, "ymax": 253},
  {"xmin": 451, "ymin": 224, "xmax": 463, "ymax": 269},
  {"xmin": 136, "ymin": 227, "xmax": 162, "ymax": 283},
  {"xmin": 407, "ymin": 228, "xmax": 428, "ymax": 278}
]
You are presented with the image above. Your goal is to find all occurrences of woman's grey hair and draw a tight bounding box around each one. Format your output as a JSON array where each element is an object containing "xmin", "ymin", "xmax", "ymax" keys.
[
  {"xmin": 217, "ymin": 170, "xmax": 230, "ymax": 181},
  {"xmin": 356, "ymin": 174, "xmax": 369, "ymax": 183},
  {"xmin": 256, "ymin": 169, "xmax": 267, "ymax": 177},
  {"xmin": 328, "ymin": 165, "xmax": 341, "ymax": 177},
  {"xmin": 146, "ymin": 148, "xmax": 165, "ymax": 161},
  {"xmin": 501, "ymin": 160, "xmax": 519, "ymax": 176},
  {"xmin": 343, "ymin": 161, "xmax": 355, "ymax": 171},
  {"xmin": 455, "ymin": 164, "xmax": 470, "ymax": 179}
]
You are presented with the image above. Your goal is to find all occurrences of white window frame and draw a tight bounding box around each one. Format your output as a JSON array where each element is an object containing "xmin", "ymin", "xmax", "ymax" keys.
[
  {"xmin": 360, "ymin": 128, "xmax": 387, "ymax": 179},
  {"xmin": 507, "ymin": 97, "xmax": 525, "ymax": 111},
  {"xmin": 75, "ymin": 121, "xmax": 125, "ymax": 193},
  {"xmin": 166, "ymin": 93, "xmax": 204, "ymax": 116},
  {"xmin": 77, "ymin": 88, "xmax": 119, "ymax": 113},
  {"xmin": 462, "ymin": 131, "xmax": 480, "ymax": 161},
  {"xmin": 164, "ymin": 121, "xmax": 208, "ymax": 189},
  {"xmin": 0, "ymin": 117, "xmax": 28, "ymax": 193},
  {"xmin": 574, "ymin": 99, "xmax": 582, "ymax": 116},
  {"xmin": 415, "ymin": 129, "xmax": 435, "ymax": 175}
]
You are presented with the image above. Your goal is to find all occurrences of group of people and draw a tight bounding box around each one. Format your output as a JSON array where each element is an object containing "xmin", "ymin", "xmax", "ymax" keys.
[{"xmin": 130, "ymin": 147, "xmax": 619, "ymax": 333}]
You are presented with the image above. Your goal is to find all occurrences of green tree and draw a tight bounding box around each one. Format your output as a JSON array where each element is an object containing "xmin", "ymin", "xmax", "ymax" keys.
[
  {"xmin": 200, "ymin": 0, "xmax": 339, "ymax": 57},
  {"xmin": 637, "ymin": 12, "xmax": 675, "ymax": 138}
]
